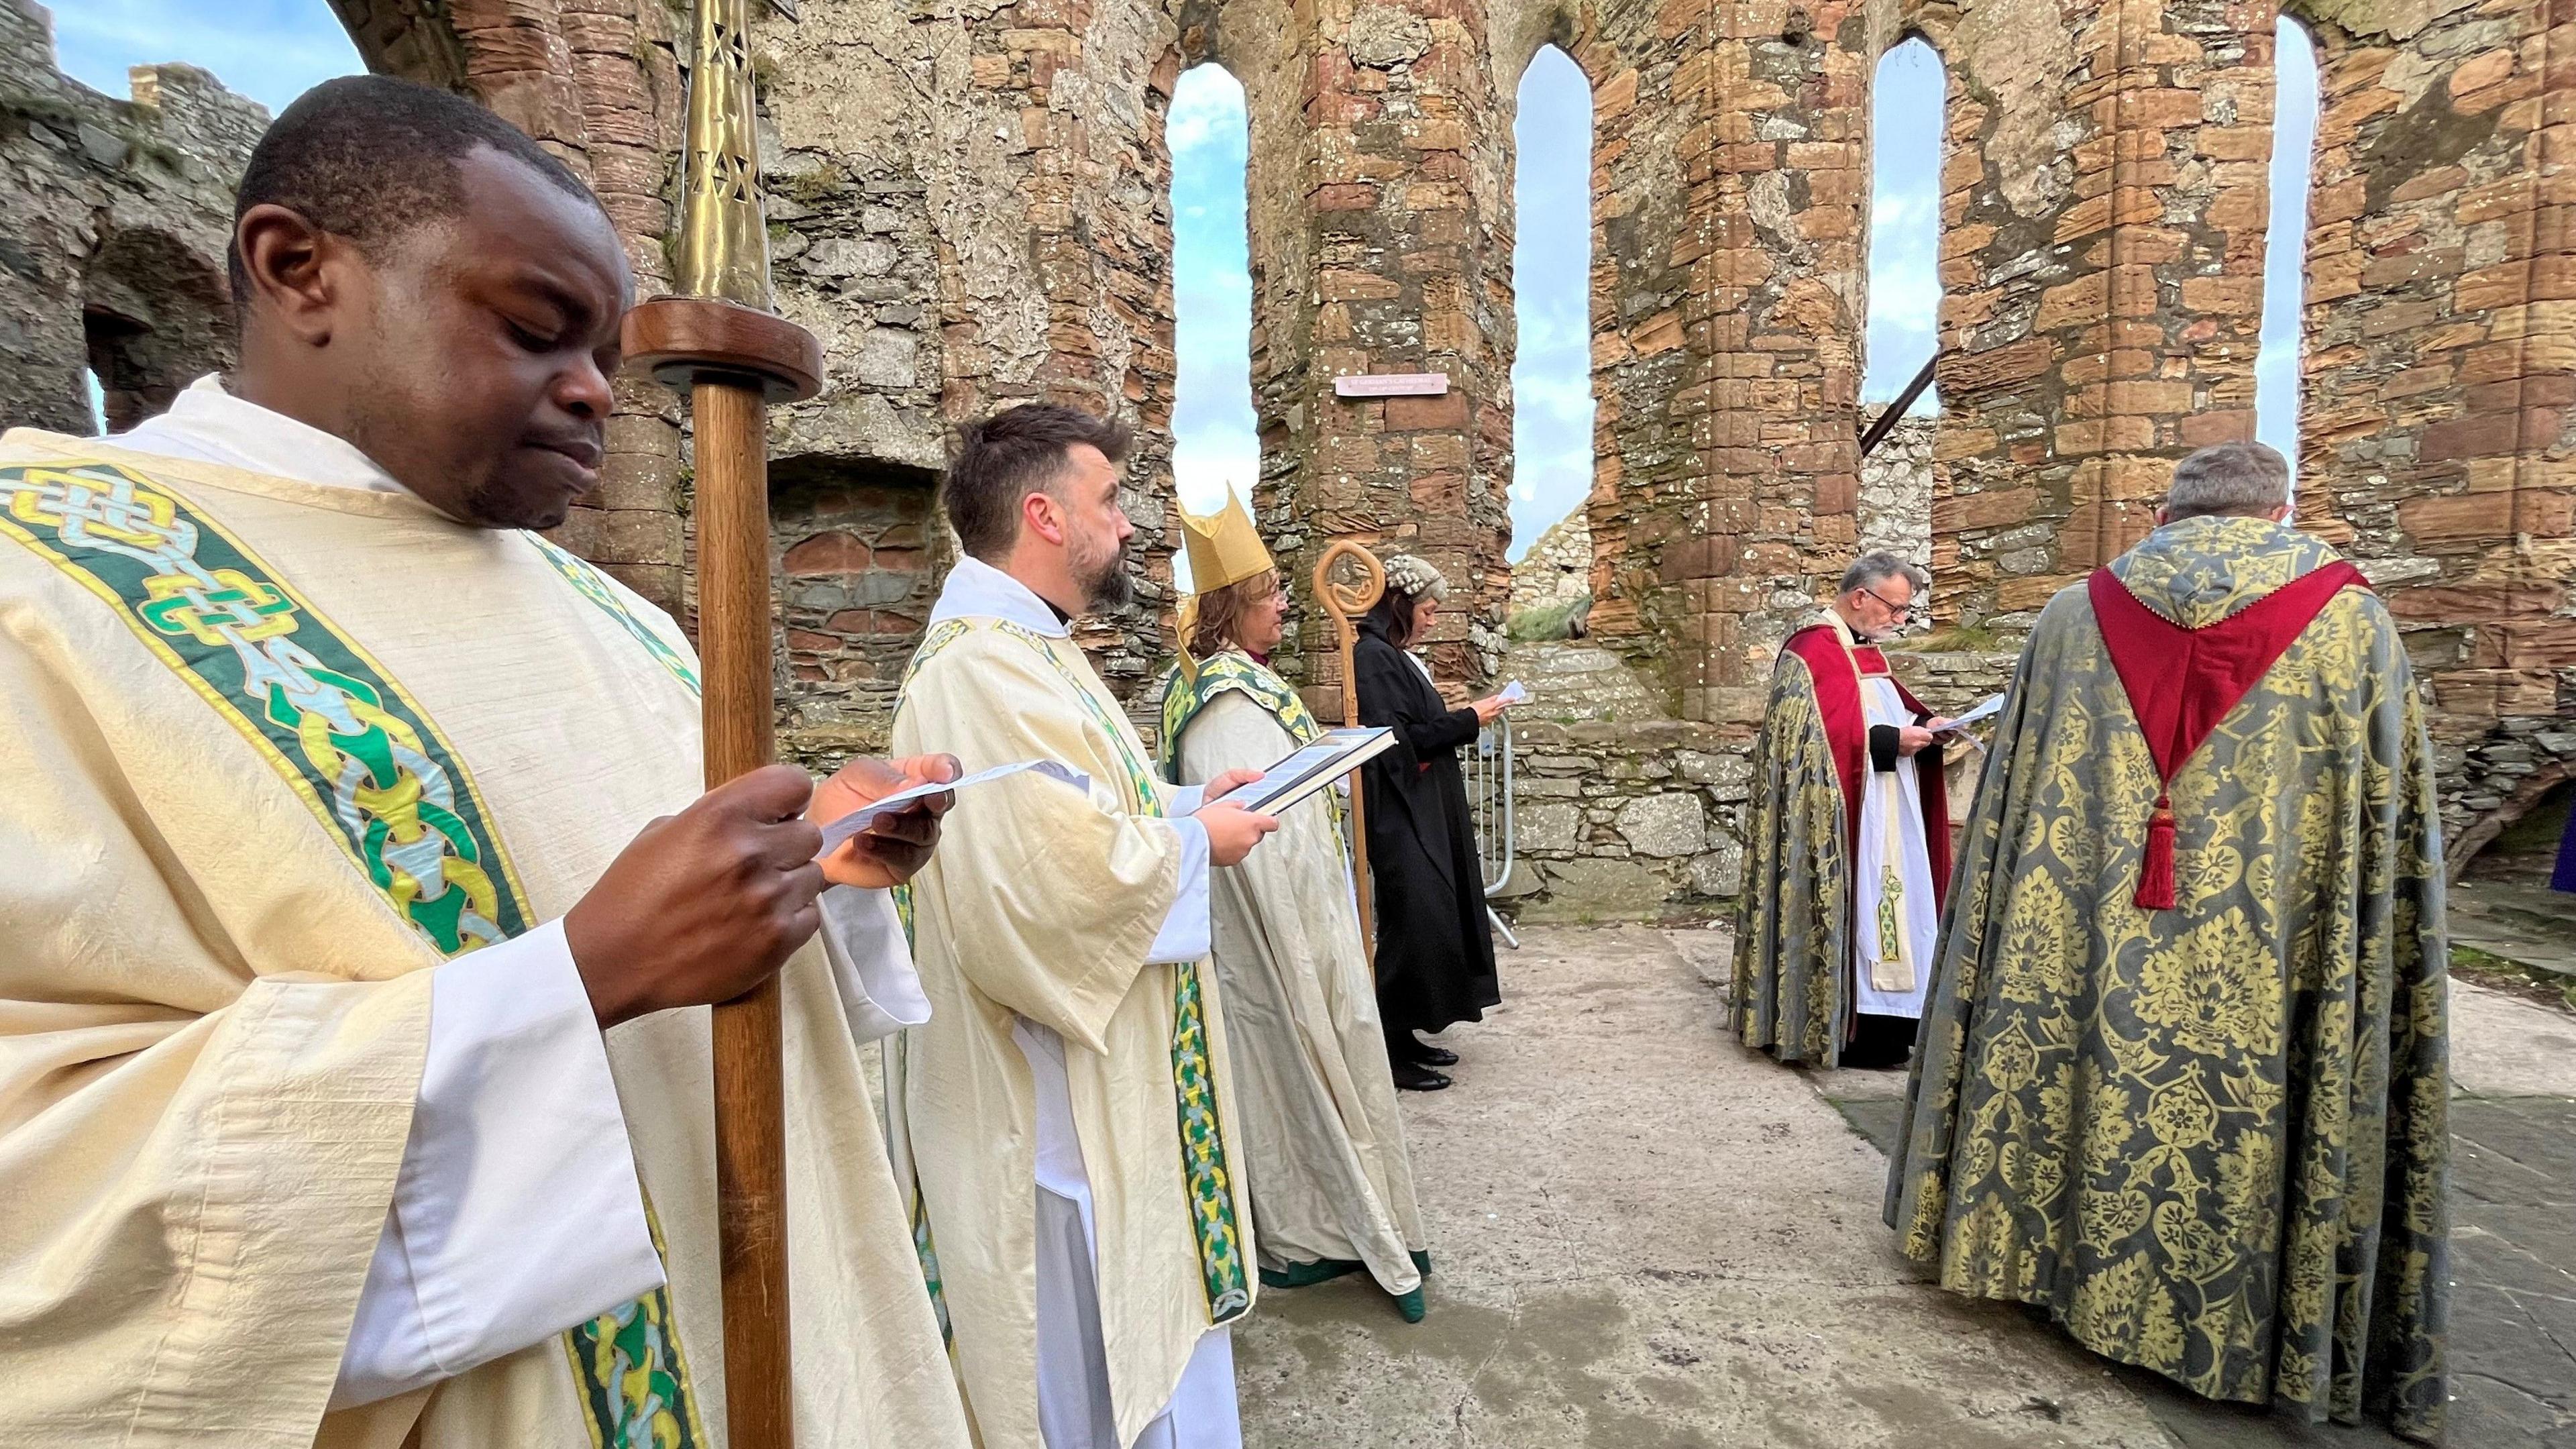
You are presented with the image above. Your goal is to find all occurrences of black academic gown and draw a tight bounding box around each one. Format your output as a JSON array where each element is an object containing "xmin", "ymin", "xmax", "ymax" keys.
[{"xmin": 1353, "ymin": 619, "xmax": 1501, "ymax": 1040}]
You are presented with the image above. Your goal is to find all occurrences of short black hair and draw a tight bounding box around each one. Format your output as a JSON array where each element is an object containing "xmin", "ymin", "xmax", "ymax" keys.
[
  {"xmin": 227, "ymin": 74, "xmax": 602, "ymax": 306},
  {"xmin": 944, "ymin": 404, "xmax": 1135, "ymax": 560}
]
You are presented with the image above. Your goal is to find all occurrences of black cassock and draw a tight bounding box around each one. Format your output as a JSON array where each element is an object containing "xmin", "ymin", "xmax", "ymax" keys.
[{"xmin": 1352, "ymin": 619, "xmax": 1501, "ymax": 1042}]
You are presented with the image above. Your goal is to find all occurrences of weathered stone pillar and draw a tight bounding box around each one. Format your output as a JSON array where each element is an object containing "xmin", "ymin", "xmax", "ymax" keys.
[
  {"xmin": 922, "ymin": 0, "xmax": 1189, "ymax": 704},
  {"xmin": 1622, "ymin": 0, "xmax": 1871, "ymax": 729},
  {"xmin": 1234, "ymin": 0, "xmax": 1515, "ymax": 717},
  {"xmin": 1929, "ymin": 0, "xmax": 2271, "ymax": 633},
  {"xmin": 2294, "ymin": 0, "xmax": 2575, "ymax": 865}
]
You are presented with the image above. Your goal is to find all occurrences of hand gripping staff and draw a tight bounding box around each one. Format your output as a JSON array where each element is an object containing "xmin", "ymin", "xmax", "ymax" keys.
[{"xmin": 621, "ymin": 0, "xmax": 822, "ymax": 1440}]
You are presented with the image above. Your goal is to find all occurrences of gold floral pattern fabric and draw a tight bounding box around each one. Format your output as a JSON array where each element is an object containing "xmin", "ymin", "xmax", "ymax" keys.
[
  {"xmin": 1884, "ymin": 519, "xmax": 2449, "ymax": 1442},
  {"xmin": 1733, "ymin": 649, "xmax": 1851, "ymax": 1064}
]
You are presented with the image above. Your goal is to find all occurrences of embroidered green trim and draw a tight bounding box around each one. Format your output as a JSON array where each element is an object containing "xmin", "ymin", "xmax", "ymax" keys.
[
  {"xmin": 1155, "ymin": 651, "xmax": 1325, "ymax": 777},
  {"xmin": 528, "ymin": 534, "xmax": 700, "ymax": 697},
  {"xmin": 562, "ymin": 1203, "xmax": 712, "ymax": 1449},
  {"xmin": 0, "ymin": 459, "xmax": 532, "ymax": 955},
  {"xmin": 0, "ymin": 459, "xmax": 708, "ymax": 1445},
  {"xmin": 1155, "ymin": 651, "xmax": 1350, "ymax": 847}
]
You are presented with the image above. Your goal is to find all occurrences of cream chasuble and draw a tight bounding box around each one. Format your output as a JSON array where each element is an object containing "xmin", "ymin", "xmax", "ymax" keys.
[
  {"xmin": 0, "ymin": 433, "xmax": 969, "ymax": 1449},
  {"xmin": 1158, "ymin": 653, "xmax": 1428, "ymax": 1313},
  {"xmin": 890, "ymin": 560, "xmax": 1256, "ymax": 1449}
]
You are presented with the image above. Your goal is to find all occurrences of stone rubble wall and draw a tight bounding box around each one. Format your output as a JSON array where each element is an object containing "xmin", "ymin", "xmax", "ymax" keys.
[
  {"xmin": 1510, "ymin": 506, "xmax": 1592, "ymax": 612},
  {"xmin": 0, "ymin": 0, "xmax": 260, "ymax": 436},
  {"xmin": 2286, "ymin": 0, "xmax": 2576, "ymax": 873},
  {"xmin": 1858, "ymin": 410, "xmax": 1935, "ymax": 564}
]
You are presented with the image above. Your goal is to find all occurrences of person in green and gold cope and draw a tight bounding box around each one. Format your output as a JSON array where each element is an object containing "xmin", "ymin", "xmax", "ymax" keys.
[
  {"xmin": 0, "ymin": 76, "xmax": 975, "ymax": 1448},
  {"xmin": 1886, "ymin": 441, "xmax": 2449, "ymax": 1442},
  {"xmin": 1733, "ymin": 551, "xmax": 1953, "ymax": 1070},
  {"xmin": 1155, "ymin": 492, "xmax": 1434, "ymax": 1324},
  {"xmin": 889, "ymin": 403, "xmax": 1282, "ymax": 1449}
]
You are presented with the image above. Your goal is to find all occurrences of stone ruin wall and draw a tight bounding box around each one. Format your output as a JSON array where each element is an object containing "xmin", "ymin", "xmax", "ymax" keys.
[
  {"xmin": 1511, "ymin": 506, "xmax": 1593, "ymax": 610},
  {"xmin": 0, "ymin": 0, "xmax": 262, "ymax": 439},
  {"xmin": 11, "ymin": 0, "xmax": 2566, "ymax": 886}
]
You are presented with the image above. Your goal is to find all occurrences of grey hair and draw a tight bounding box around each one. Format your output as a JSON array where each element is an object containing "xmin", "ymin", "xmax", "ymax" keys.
[
  {"xmin": 2164, "ymin": 441, "xmax": 2291, "ymax": 521},
  {"xmin": 1379, "ymin": 553, "xmax": 1448, "ymax": 602},
  {"xmin": 1839, "ymin": 550, "xmax": 1929, "ymax": 599}
]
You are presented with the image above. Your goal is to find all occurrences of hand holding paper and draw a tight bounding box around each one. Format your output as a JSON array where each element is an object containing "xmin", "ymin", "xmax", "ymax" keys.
[{"xmin": 810, "ymin": 755, "xmax": 959, "ymax": 889}]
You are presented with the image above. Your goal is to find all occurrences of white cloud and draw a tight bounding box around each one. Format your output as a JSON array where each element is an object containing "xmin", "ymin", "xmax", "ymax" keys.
[{"xmin": 1167, "ymin": 67, "xmax": 1246, "ymax": 160}]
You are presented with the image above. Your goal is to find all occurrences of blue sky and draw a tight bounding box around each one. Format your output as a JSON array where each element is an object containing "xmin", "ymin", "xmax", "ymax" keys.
[
  {"xmin": 62, "ymin": 4, "xmax": 2318, "ymax": 537},
  {"xmin": 50, "ymin": 0, "xmax": 361, "ymax": 115}
]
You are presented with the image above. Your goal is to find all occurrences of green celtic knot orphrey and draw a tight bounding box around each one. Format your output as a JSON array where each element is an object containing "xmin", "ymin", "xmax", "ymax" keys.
[
  {"xmin": 0, "ymin": 460, "xmax": 529, "ymax": 957},
  {"xmin": 530, "ymin": 534, "xmax": 700, "ymax": 696},
  {"xmin": 564, "ymin": 1286, "xmax": 708, "ymax": 1449},
  {"xmin": 980, "ymin": 621, "xmax": 1250, "ymax": 1319},
  {"xmin": 1171, "ymin": 959, "xmax": 1250, "ymax": 1322}
]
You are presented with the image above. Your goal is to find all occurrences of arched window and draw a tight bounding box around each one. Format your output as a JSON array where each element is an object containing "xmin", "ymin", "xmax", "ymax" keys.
[
  {"xmin": 2256, "ymin": 17, "xmax": 2320, "ymax": 479},
  {"xmin": 1167, "ymin": 64, "xmax": 1256, "ymax": 585},
  {"xmin": 1864, "ymin": 37, "xmax": 1944, "ymax": 417},
  {"xmin": 1508, "ymin": 45, "xmax": 1595, "ymax": 560}
]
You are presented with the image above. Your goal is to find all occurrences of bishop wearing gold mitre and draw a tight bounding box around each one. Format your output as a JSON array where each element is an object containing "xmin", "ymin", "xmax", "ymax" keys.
[
  {"xmin": 888, "ymin": 405, "xmax": 1279, "ymax": 1447},
  {"xmin": 0, "ymin": 79, "xmax": 970, "ymax": 1448},
  {"xmin": 1156, "ymin": 493, "xmax": 1433, "ymax": 1322},
  {"xmin": 1886, "ymin": 442, "xmax": 2449, "ymax": 1441}
]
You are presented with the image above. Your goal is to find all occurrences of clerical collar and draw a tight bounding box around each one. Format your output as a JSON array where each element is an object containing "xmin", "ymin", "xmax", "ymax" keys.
[
  {"xmin": 110, "ymin": 374, "xmax": 410, "ymax": 497},
  {"xmin": 926, "ymin": 553, "xmax": 1073, "ymax": 637}
]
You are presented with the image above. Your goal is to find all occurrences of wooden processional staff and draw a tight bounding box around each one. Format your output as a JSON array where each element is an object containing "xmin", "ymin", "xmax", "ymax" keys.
[
  {"xmin": 1312, "ymin": 540, "xmax": 1386, "ymax": 961},
  {"xmin": 622, "ymin": 0, "xmax": 820, "ymax": 1442}
]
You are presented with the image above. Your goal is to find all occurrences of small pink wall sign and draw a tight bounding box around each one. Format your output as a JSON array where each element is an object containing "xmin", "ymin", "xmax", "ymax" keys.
[{"xmin": 1332, "ymin": 372, "xmax": 1451, "ymax": 398}]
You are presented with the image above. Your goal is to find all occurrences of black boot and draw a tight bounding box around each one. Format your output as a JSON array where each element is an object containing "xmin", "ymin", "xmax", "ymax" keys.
[{"xmin": 1390, "ymin": 1059, "xmax": 1452, "ymax": 1091}]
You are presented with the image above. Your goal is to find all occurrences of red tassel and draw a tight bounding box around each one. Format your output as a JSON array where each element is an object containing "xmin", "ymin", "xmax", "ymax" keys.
[{"xmin": 2135, "ymin": 794, "xmax": 2178, "ymax": 911}]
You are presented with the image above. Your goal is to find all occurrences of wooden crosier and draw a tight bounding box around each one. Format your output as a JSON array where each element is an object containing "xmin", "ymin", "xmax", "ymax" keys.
[
  {"xmin": 619, "ymin": 0, "xmax": 820, "ymax": 1441},
  {"xmin": 1311, "ymin": 540, "xmax": 1385, "ymax": 961}
]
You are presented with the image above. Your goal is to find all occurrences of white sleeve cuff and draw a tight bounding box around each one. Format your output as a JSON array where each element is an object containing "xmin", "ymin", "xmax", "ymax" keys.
[
  {"xmin": 820, "ymin": 885, "xmax": 932, "ymax": 1043},
  {"xmin": 1145, "ymin": 816, "xmax": 1212, "ymax": 963},
  {"xmin": 1165, "ymin": 784, "xmax": 1207, "ymax": 816},
  {"xmin": 331, "ymin": 918, "xmax": 662, "ymax": 1409}
]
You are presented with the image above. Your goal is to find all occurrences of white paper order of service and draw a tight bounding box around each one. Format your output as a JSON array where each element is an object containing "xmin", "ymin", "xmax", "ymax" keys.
[{"xmin": 814, "ymin": 759, "xmax": 1090, "ymax": 857}]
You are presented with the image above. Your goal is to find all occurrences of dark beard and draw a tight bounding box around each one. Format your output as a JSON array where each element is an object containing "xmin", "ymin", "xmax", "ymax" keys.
[{"xmin": 1080, "ymin": 542, "xmax": 1136, "ymax": 612}]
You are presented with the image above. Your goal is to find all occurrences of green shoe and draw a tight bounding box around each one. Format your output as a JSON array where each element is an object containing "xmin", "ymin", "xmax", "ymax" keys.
[
  {"xmin": 1260, "ymin": 1258, "xmax": 1366, "ymax": 1290},
  {"xmin": 1394, "ymin": 1287, "xmax": 1428, "ymax": 1323}
]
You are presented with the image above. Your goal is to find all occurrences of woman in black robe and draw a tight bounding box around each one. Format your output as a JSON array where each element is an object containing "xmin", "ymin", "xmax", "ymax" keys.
[{"xmin": 1352, "ymin": 554, "xmax": 1511, "ymax": 1091}]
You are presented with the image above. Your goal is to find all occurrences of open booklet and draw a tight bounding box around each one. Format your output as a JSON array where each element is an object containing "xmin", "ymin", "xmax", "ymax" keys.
[
  {"xmin": 813, "ymin": 759, "xmax": 1089, "ymax": 859},
  {"xmin": 1228, "ymin": 727, "xmax": 1399, "ymax": 816}
]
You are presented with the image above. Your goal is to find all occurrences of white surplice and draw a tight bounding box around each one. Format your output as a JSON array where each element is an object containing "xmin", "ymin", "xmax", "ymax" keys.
[{"xmin": 1851, "ymin": 675, "xmax": 1938, "ymax": 1019}]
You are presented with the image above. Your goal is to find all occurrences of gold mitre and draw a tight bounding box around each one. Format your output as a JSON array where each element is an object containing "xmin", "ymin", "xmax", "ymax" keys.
[{"xmin": 1179, "ymin": 490, "xmax": 1275, "ymax": 594}]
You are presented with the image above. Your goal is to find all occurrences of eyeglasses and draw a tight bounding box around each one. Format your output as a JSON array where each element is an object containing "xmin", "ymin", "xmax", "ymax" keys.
[{"xmin": 1856, "ymin": 583, "xmax": 1923, "ymax": 620}]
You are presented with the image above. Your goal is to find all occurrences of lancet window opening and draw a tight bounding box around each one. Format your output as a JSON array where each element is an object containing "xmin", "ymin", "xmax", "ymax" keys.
[
  {"xmin": 1166, "ymin": 62, "xmax": 1258, "ymax": 593},
  {"xmin": 2257, "ymin": 15, "xmax": 2321, "ymax": 483},
  {"xmin": 1507, "ymin": 44, "xmax": 1597, "ymax": 560},
  {"xmin": 1864, "ymin": 36, "xmax": 1946, "ymax": 420}
]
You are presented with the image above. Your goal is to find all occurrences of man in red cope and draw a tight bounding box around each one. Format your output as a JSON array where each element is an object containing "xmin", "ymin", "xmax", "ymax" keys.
[
  {"xmin": 1886, "ymin": 441, "xmax": 2449, "ymax": 1442},
  {"xmin": 1734, "ymin": 551, "xmax": 1953, "ymax": 1069}
]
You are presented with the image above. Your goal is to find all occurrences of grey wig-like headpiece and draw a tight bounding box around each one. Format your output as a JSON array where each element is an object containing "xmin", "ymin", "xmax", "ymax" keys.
[{"xmin": 1379, "ymin": 553, "xmax": 1448, "ymax": 602}]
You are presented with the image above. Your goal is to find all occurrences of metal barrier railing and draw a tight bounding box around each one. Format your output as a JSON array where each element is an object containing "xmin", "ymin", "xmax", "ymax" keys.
[{"xmin": 1466, "ymin": 714, "xmax": 1520, "ymax": 950}]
